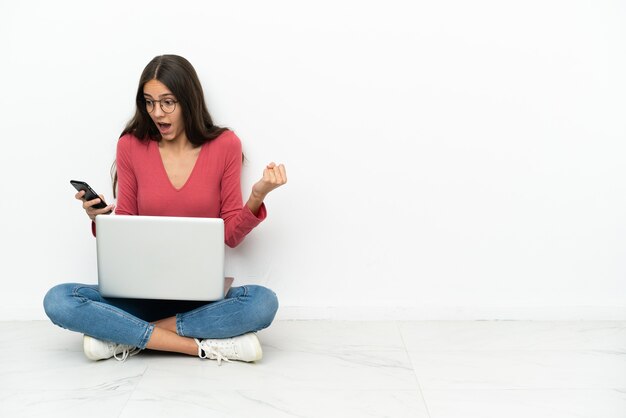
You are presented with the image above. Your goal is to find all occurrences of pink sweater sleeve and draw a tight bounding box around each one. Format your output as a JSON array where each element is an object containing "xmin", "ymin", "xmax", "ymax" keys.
[
  {"xmin": 115, "ymin": 134, "xmax": 139, "ymax": 216},
  {"xmin": 220, "ymin": 132, "xmax": 266, "ymax": 248}
]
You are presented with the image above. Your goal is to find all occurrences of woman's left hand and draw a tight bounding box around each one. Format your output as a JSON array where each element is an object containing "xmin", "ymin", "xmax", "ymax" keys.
[{"xmin": 251, "ymin": 162, "xmax": 287, "ymax": 200}]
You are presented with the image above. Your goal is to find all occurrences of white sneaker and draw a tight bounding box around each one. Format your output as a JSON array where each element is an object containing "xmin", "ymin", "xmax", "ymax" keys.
[
  {"xmin": 83, "ymin": 335, "xmax": 141, "ymax": 361},
  {"xmin": 194, "ymin": 333, "xmax": 263, "ymax": 366}
]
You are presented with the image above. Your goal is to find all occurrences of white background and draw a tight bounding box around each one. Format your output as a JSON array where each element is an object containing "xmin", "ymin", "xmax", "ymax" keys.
[{"xmin": 1, "ymin": 0, "xmax": 624, "ymax": 320}]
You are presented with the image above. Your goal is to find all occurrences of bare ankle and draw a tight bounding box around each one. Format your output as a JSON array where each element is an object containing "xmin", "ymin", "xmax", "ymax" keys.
[
  {"xmin": 146, "ymin": 327, "xmax": 198, "ymax": 356},
  {"xmin": 151, "ymin": 316, "xmax": 177, "ymax": 333}
]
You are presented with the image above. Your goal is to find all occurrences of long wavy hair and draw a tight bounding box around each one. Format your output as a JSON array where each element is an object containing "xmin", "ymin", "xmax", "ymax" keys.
[{"xmin": 112, "ymin": 55, "xmax": 229, "ymax": 197}]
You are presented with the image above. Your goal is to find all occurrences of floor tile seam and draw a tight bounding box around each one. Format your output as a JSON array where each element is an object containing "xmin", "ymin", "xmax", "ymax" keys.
[
  {"xmin": 115, "ymin": 363, "xmax": 150, "ymax": 418},
  {"xmin": 396, "ymin": 320, "xmax": 433, "ymax": 418}
]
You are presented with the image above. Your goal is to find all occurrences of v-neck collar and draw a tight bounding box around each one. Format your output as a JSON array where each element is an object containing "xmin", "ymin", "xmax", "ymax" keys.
[{"xmin": 153, "ymin": 141, "xmax": 204, "ymax": 192}]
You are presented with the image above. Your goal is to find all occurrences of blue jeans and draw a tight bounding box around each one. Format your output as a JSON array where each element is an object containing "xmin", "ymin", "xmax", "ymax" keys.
[{"xmin": 43, "ymin": 283, "xmax": 279, "ymax": 350}]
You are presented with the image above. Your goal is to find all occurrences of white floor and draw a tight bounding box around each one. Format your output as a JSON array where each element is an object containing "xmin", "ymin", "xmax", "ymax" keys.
[{"xmin": 1, "ymin": 321, "xmax": 625, "ymax": 417}]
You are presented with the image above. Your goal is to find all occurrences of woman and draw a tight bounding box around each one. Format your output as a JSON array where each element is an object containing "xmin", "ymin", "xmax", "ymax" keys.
[{"xmin": 43, "ymin": 55, "xmax": 286, "ymax": 364}]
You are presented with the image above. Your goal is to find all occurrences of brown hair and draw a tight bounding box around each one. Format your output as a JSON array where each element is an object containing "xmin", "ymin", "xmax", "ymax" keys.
[{"xmin": 112, "ymin": 55, "xmax": 229, "ymax": 196}]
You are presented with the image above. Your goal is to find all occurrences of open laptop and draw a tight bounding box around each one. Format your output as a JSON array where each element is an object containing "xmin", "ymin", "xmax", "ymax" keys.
[{"xmin": 96, "ymin": 215, "xmax": 227, "ymax": 301}]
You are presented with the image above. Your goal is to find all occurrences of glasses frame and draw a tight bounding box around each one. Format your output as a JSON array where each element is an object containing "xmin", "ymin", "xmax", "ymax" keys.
[{"xmin": 145, "ymin": 98, "xmax": 178, "ymax": 114}]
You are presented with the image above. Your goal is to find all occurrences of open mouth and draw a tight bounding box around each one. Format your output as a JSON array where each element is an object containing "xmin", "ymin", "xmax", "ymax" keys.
[{"xmin": 157, "ymin": 123, "xmax": 172, "ymax": 134}]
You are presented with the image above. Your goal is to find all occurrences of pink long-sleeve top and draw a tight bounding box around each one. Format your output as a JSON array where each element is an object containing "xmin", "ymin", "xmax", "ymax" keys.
[{"xmin": 91, "ymin": 130, "xmax": 266, "ymax": 247}]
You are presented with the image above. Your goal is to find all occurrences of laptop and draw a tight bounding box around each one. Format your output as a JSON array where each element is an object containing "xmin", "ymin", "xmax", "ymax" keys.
[{"xmin": 96, "ymin": 215, "xmax": 227, "ymax": 301}]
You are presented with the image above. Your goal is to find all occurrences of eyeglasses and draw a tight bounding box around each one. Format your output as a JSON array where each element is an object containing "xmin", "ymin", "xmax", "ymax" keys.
[{"xmin": 145, "ymin": 98, "xmax": 178, "ymax": 114}]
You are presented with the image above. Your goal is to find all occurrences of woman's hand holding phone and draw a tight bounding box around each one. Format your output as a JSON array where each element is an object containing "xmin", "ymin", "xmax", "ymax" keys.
[
  {"xmin": 74, "ymin": 190, "xmax": 115, "ymax": 221},
  {"xmin": 70, "ymin": 181, "xmax": 115, "ymax": 221}
]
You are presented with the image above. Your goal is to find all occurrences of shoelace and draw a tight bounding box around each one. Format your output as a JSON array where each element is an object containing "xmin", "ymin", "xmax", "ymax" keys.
[
  {"xmin": 195, "ymin": 338, "xmax": 234, "ymax": 366},
  {"xmin": 113, "ymin": 345, "xmax": 141, "ymax": 362}
]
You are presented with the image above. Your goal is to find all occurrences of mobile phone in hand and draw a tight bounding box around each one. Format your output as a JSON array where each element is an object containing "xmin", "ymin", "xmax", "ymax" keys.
[{"xmin": 70, "ymin": 180, "xmax": 110, "ymax": 211}]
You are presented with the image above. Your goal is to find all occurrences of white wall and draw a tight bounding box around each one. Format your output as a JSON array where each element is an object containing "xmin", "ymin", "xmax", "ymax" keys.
[{"xmin": 1, "ymin": 0, "xmax": 624, "ymax": 320}]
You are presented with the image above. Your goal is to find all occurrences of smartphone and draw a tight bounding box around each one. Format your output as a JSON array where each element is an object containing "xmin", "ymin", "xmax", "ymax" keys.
[{"xmin": 70, "ymin": 180, "xmax": 111, "ymax": 211}]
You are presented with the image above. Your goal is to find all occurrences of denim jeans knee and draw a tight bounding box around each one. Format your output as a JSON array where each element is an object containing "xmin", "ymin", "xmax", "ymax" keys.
[
  {"xmin": 246, "ymin": 285, "xmax": 279, "ymax": 331},
  {"xmin": 176, "ymin": 285, "xmax": 279, "ymax": 339},
  {"xmin": 43, "ymin": 283, "xmax": 154, "ymax": 349},
  {"xmin": 43, "ymin": 283, "xmax": 82, "ymax": 328}
]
